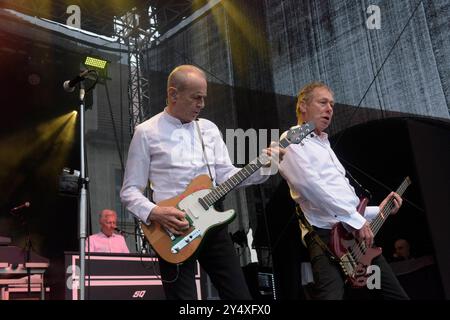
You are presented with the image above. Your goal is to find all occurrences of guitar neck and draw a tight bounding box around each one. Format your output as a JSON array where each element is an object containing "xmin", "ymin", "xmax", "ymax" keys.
[
  {"xmin": 370, "ymin": 177, "xmax": 411, "ymax": 236},
  {"xmin": 200, "ymin": 137, "xmax": 291, "ymax": 207}
]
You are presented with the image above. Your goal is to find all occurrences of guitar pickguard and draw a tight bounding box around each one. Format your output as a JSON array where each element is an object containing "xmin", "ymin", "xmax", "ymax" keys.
[
  {"xmin": 168, "ymin": 189, "xmax": 235, "ymax": 254},
  {"xmin": 177, "ymin": 189, "xmax": 235, "ymax": 233}
]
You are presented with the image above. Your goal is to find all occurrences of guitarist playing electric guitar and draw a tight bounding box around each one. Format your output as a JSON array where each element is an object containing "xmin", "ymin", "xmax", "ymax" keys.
[
  {"xmin": 121, "ymin": 65, "xmax": 290, "ymax": 300},
  {"xmin": 279, "ymin": 82, "xmax": 409, "ymax": 300}
]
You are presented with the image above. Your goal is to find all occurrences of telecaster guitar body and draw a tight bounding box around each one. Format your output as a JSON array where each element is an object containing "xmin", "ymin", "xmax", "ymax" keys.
[{"xmin": 141, "ymin": 175, "xmax": 235, "ymax": 264}]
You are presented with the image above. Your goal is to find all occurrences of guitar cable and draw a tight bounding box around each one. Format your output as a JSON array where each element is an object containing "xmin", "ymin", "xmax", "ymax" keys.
[
  {"xmin": 129, "ymin": 229, "xmax": 181, "ymax": 284},
  {"xmin": 137, "ymin": 253, "xmax": 181, "ymax": 284}
]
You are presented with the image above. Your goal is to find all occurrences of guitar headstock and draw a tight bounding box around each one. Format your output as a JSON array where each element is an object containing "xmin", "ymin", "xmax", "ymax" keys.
[{"xmin": 285, "ymin": 121, "xmax": 316, "ymax": 145}]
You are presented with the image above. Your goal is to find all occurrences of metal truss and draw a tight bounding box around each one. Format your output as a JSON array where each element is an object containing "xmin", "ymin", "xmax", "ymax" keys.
[
  {"xmin": 116, "ymin": 9, "xmax": 152, "ymax": 136},
  {"xmin": 114, "ymin": 1, "xmax": 200, "ymax": 135}
]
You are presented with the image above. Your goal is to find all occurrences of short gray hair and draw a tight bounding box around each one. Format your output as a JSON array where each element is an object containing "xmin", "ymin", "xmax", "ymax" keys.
[{"xmin": 167, "ymin": 65, "xmax": 206, "ymax": 91}]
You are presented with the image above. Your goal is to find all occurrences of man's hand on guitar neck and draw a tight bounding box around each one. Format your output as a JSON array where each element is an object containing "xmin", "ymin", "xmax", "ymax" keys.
[
  {"xmin": 351, "ymin": 193, "xmax": 402, "ymax": 248},
  {"xmin": 379, "ymin": 192, "xmax": 403, "ymax": 218},
  {"xmin": 150, "ymin": 206, "xmax": 190, "ymax": 235},
  {"xmin": 261, "ymin": 141, "xmax": 286, "ymax": 167}
]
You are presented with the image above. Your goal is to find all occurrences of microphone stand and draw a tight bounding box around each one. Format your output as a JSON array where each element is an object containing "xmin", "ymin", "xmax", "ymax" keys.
[
  {"xmin": 11, "ymin": 206, "xmax": 33, "ymax": 297},
  {"xmin": 63, "ymin": 70, "xmax": 97, "ymax": 300},
  {"xmin": 23, "ymin": 216, "xmax": 32, "ymax": 298},
  {"xmin": 78, "ymin": 82, "xmax": 88, "ymax": 300}
]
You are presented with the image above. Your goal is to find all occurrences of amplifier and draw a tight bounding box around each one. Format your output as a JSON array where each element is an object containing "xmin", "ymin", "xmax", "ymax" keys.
[{"xmin": 64, "ymin": 252, "xmax": 203, "ymax": 300}]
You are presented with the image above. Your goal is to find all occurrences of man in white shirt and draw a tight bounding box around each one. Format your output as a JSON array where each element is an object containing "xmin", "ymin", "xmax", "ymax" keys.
[
  {"xmin": 121, "ymin": 65, "xmax": 279, "ymax": 299},
  {"xmin": 86, "ymin": 209, "xmax": 129, "ymax": 254},
  {"xmin": 279, "ymin": 82, "xmax": 408, "ymax": 299}
]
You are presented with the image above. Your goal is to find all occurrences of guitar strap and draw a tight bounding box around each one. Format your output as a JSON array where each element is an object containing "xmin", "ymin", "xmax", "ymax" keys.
[
  {"xmin": 295, "ymin": 204, "xmax": 338, "ymax": 262},
  {"xmin": 195, "ymin": 120, "xmax": 214, "ymax": 184}
]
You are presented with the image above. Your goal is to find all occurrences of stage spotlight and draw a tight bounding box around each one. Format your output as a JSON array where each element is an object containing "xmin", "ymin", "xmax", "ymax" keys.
[
  {"xmin": 84, "ymin": 56, "xmax": 108, "ymax": 70},
  {"xmin": 83, "ymin": 56, "xmax": 110, "ymax": 83}
]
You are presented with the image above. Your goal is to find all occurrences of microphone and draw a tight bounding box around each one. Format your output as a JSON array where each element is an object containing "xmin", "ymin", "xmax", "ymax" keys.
[
  {"xmin": 114, "ymin": 227, "xmax": 126, "ymax": 236},
  {"xmin": 10, "ymin": 202, "xmax": 30, "ymax": 213},
  {"xmin": 63, "ymin": 70, "xmax": 89, "ymax": 92}
]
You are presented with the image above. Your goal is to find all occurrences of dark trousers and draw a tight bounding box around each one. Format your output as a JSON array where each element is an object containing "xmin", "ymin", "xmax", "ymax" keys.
[
  {"xmin": 305, "ymin": 227, "xmax": 409, "ymax": 300},
  {"xmin": 159, "ymin": 226, "xmax": 252, "ymax": 300}
]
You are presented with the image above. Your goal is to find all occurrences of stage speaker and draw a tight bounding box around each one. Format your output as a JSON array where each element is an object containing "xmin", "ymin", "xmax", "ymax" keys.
[{"xmin": 64, "ymin": 252, "xmax": 204, "ymax": 300}]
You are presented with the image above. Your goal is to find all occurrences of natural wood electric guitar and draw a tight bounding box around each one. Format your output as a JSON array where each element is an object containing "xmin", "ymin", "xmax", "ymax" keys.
[{"xmin": 141, "ymin": 122, "xmax": 315, "ymax": 264}]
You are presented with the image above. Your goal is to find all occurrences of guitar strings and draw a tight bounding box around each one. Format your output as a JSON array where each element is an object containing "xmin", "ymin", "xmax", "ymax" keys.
[
  {"xmin": 371, "ymin": 178, "xmax": 410, "ymax": 235},
  {"xmin": 352, "ymin": 179, "xmax": 409, "ymax": 262},
  {"xmin": 348, "ymin": 178, "xmax": 410, "ymax": 264}
]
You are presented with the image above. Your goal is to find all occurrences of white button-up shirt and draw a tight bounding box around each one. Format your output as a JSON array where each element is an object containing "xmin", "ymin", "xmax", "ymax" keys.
[
  {"xmin": 120, "ymin": 108, "xmax": 269, "ymax": 223},
  {"xmin": 279, "ymin": 127, "xmax": 378, "ymax": 230}
]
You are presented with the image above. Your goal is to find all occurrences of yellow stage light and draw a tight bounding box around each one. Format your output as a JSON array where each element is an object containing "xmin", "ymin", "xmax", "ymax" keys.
[{"xmin": 84, "ymin": 56, "xmax": 108, "ymax": 69}]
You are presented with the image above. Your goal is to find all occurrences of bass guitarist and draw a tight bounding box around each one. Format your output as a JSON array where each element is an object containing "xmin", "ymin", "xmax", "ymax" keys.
[{"xmin": 279, "ymin": 82, "xmax": 409, "ymax": 300}]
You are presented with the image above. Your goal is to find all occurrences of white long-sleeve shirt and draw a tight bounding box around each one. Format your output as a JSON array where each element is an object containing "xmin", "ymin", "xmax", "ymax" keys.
[
  {"xmin": 120, "ymin": 108, "xmax": 269, "ymax": 223},
  {"xmin": 279, "ymin": 127, "xmax": 378, "ymax": 230}
]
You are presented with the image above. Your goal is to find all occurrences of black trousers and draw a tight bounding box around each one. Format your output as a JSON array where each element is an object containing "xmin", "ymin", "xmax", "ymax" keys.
[
  {"xmin": 158, "ymin": 226, "xmax": 252, "ymax": 300},
  {"xmin": 305, "ymin": 227, "xmax": 409, "ymax": 300}
]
